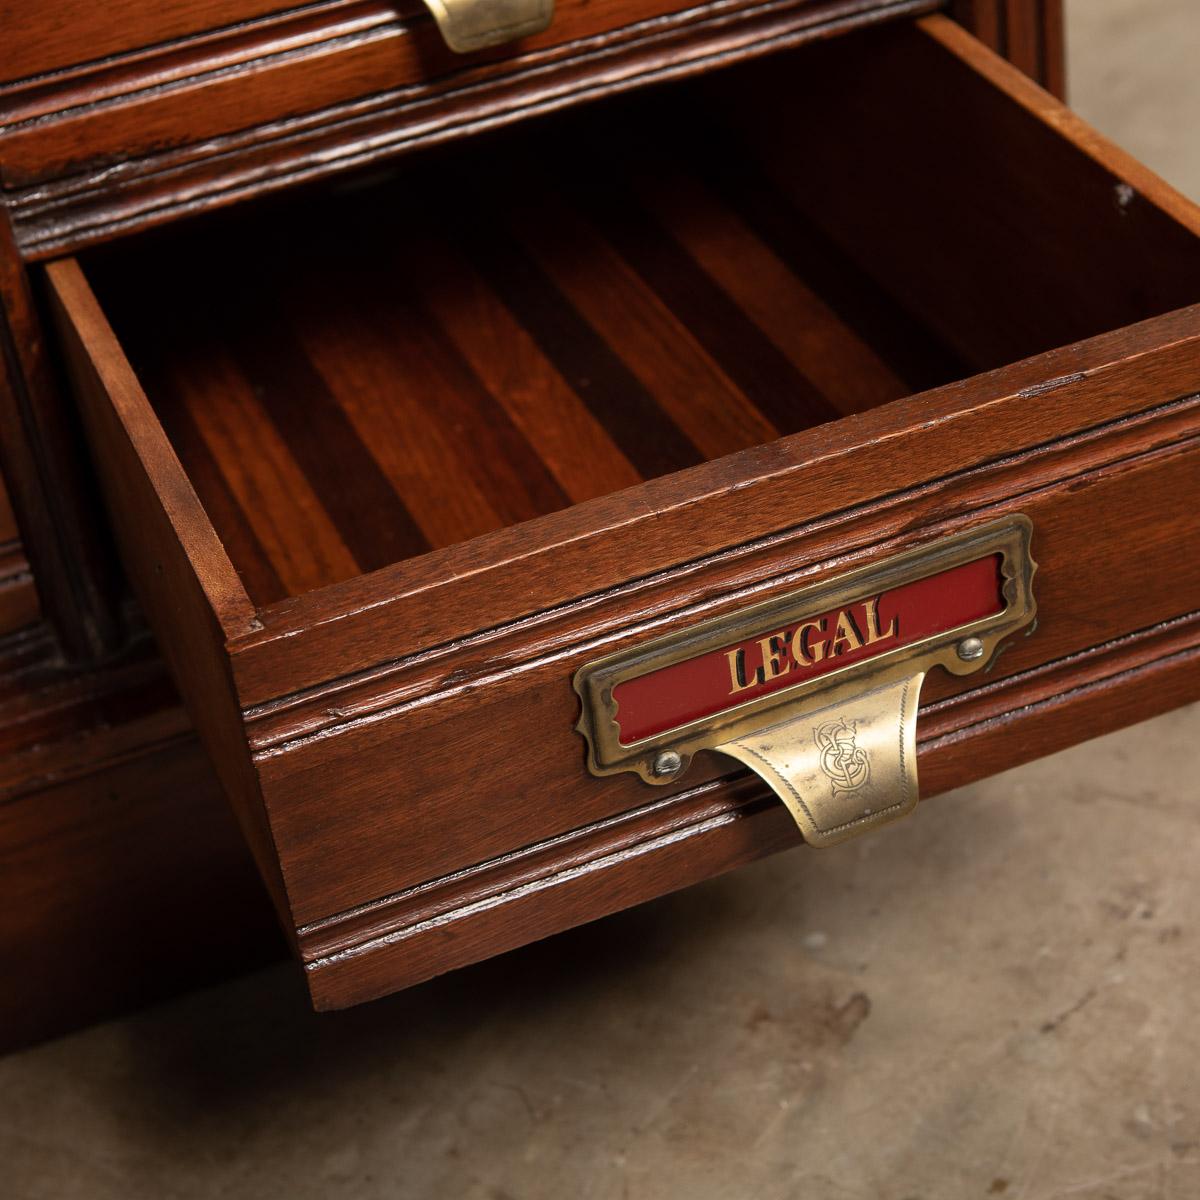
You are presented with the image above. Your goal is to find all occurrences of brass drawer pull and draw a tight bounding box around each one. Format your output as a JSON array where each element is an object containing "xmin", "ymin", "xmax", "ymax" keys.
[
  {"xmin": 575, "ymin": 517, "xmax": 1037, "ymax": 846},
  {"xmin": 421, "ymin": 0, "xmax": 553, "ymax": 53}
]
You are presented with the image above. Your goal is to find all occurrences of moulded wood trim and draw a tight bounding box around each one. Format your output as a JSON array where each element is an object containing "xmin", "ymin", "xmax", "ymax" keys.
[
  {"xmin": 0, "ymin": 621, "xmax": 184, "ymax": 797},
  {"xmin": 300, "ymin": 611, "xmax": 1200, "ymax": 1008},
  {"xmin": 0, "ymin": 0, "xmax": 332, "ymax": 85},
  {"xmin": 251, "ymin": 426, "xmax": 1200, "ymax": 925},
  {"xmin": 6, "ymin": 0, "xmax": 939, "ymax": 258},
  {"xmin": 241, "ymin": 388, "xmax": 1200, "ymax": 758},
  {"xmin": 241, "ymin": 390, "xmax": 1200, "ymax": 751},
  {"xmin": 0, "ymin": 214, "xmax": 121, "ymax": 658}
]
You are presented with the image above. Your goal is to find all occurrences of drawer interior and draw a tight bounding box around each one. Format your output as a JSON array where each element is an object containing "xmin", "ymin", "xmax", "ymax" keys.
[{"xmin": 80, "ymin": 18, "xmax": 1200, "ymax": 611}]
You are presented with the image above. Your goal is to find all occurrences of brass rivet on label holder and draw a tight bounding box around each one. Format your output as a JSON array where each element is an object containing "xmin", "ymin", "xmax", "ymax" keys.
[
  {"xmin": 573, "ymin": 517, "xmax": 1037, "ymax": 847},
  {"xmin": 956, "ymin": 635, "xmax": 987, "ymax": 661},
  {"xmin": 652, "ymin": 750, "xmax": 683, "ymax": 778}
]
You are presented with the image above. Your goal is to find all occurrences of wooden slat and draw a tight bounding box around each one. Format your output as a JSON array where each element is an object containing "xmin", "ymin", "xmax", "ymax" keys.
[
  {"xmin": 154, "ymin": 391, "xmax": 289, "ymax": 608},
  {"xmin": 952, "ymin": 0, "xmax": 1004, "ymax": 53},
  {"xmin": 1003, "ymin": 0, "xmax": 1042, "ymax": 81},
  {"xmin": 686, "ymin": 140, "xmax": 969, "ymax": 393},
  {"xmin": 506, "ymin": 198, "xmax": 780, "ymax": 461},
  {"xmin": 1040, "ymin": 0, "xmax": 1065, "ymax": 99},
  {"xmin": 457, "ymin": 223, "xmax": 706, "ymax": 480},
  {"xmin": 405, "ymin": 235, "xmax": 645, "ymax": 504},
  {"xmin": 163, "ymin": 343, "xmax": 361, "ymax": 600},
  {"xmin": 631, "ymin": 168, "xmax": 911, "ymax": 415},
  {"xmin": 222, "ymin": 314, "xmax": 432, "ymax": 578},
  {"xmin": 569, "ymin": 174, "xmax": 839, "ymax": 433},
  {"xmin": 281, "ymin": 269, "xmax": 512, "ymax": 551}
]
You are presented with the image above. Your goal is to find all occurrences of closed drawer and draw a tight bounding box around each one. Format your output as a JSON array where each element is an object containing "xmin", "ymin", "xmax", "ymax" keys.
[
  {"xmin": 2, "ymin": 0, "xmax": 924, "ymax": 257},
  {"xmin": 45, "ymin": 16, "xmax": 1200, "ymax": 1008}
]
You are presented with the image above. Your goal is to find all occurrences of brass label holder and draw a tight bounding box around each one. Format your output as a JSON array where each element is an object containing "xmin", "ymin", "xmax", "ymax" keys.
[
  {"xmin": 420, "ymin": 0, "xmax": 553, "ymax": 53},
  {"xmin": 574, "ymin": 517, "xmax": 1037, "ymax": 846}
]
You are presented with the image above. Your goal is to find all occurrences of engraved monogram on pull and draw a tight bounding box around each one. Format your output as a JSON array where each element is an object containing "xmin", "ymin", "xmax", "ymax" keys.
[{"xmin": 814, "ymin": 718, "xmax": 870, "ymax": 795}]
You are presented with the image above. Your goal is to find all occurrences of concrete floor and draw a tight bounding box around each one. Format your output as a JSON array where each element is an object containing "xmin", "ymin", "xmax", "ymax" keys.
[
  {"xmin": 1065, "ymin": 0, "xmax": 1200, "ymax": 200},
  {"xmin": 4, "ymin": 3, "xmax": 1199, "ymax": 1198}
]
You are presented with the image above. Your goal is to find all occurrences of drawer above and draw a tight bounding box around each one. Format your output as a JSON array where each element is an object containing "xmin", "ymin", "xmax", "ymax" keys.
[
  {"xmin": 45, "ymin": 16, "xmax": 1200, "ymax": 1008},
  {"xmin": 1, "ymin": 0, "xmax": 941, "ymax": 258}
]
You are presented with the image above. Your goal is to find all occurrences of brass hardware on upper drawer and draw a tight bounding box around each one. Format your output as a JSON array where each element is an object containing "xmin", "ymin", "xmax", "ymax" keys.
[{"xmin": 420, "ymin": 0, "xmax": 554, "ymax": 53}]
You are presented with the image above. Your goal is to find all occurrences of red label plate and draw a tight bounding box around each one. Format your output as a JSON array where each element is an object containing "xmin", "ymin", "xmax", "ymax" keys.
[{"xmin": 612, "ymin": 555, "xmax": 1004, "ymax": 744}]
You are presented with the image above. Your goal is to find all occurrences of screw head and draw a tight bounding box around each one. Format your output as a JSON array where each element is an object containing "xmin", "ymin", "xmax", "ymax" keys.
[
  {"xmin": 652, "ymin": 750, "xmax": 683, "ymax": 777},
  {"xmin": 957, "ymin": 635, "xmax": 986, "ymax": 662}
]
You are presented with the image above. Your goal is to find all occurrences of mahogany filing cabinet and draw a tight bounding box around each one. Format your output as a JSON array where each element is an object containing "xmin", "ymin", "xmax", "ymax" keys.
[{"xmin": 2, "ymin": 0, "xmax": 1199, "ymax": 1040}]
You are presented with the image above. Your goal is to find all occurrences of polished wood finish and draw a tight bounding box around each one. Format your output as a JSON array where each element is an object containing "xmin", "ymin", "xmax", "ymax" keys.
[
  {"xmin": 0, "ymin": 0, "xmax": 300, "ymax": 83},
  {"xmin": 0, "ymin": 215, "xmax": 120, "ymax": 658},
  {"xmin": 82, "ymin": 121, "xmax": 954, "ymax": 607},
  {"xmin": 720, "ymin": 20, "xmax": 1200, "ymax": 368},
  {"xmin": 5, "ymin": 0, "xmax": 1173, "ymax": 1043},
  {"xmin": 42, "ymin": 16, "xmax": 1200, "ymax": 1008},
  {"xmin": 0, "ymin": 471, "xmax": 38, "ymax": 635},
  {"xmin": 0, "ymin": 0, "xmax": 1060, "ymax": 671},
  {"xmin": 0, "ymin": 0, "xmax": 1060, "ymax": 676},
  {"xmin": 0, "ymin": 624, "xmax": 282, "ymax": 1052},
  {"xmin": 46, "ymin": 259, "xmax": 296, "ymax": 932},
  {"xmin": 78, "ymin": 15, "xmax": 1199, "ymax": 704},
  {"xmin": 253, "ymin": 357, "xmax": 1200, "ymax": 943},
  {"xmin": 307, "ymin": 610, "xmax": 1200, "ymax": 1008},
  {"xmin": 952, "ymin": 0, "xmax": 1063, "ymax": 96},
  {"xmin": 2, "ymin": 0, "xmax": 944, "ymax": 260}
]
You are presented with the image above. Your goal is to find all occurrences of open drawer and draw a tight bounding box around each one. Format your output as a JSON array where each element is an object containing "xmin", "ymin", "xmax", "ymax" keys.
[{"xmin": 45, "ymin": 15, "xmax": 1200, "ymax": 1009}]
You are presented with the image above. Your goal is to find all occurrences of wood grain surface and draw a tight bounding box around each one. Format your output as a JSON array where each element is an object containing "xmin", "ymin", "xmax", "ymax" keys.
[
  {"xmin": 0, "ymin": 215, "xmax": 120, "ymax": 658},
  {"xmin": 36, "ymin": 13, "xmax": 1200, "ymax": 1009},
  {"xmin": 0, "ymin": 623, "xmax": 283, "ymax": 1050},
  {"xmin": 303, "ymin": 608, "xmax": 1200, "ymax": 1008},
  {"xmin": 79, "ymin": 16, "xmax": 1200, "ymax": 634},
  {"xmin": 84, "ymin": 111, "xmax": 960, "ymax": 608},
  {"xmin": 952, "ymin": 0, "xmax": 1064, "ymax": 96},
  {"xmin": 0, "ymin": 1, "xmax": 1063, "ymax": 260},
  {"xmin": 2, "ymin": 0, "xmax": 941, "ymax": 259},
  {"xmin": 44, "ymin": 259, "xmax": 294, "ymax": 930},
  {"xmin": 0, "ymin": 471, "xmax": 38, "ymax": 636}
]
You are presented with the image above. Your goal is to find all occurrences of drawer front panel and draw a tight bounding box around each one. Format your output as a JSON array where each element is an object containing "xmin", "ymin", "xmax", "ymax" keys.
[
  {"xmin": 303, "ymin": 617, "xmax": 1200, "ymax": 1009},
  {"xmin": 257, "ymin": 416, "xmax": 1200, "ymax": 925}
]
